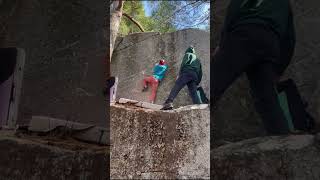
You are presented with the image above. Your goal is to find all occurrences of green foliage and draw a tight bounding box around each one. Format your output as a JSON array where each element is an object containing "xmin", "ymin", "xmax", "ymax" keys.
[
  {"xmin": 119, "ymin": 1, "xmax": 154, "ymax": 36},
  {"xmin": 118, "ymin": 1, "xmax": 210, "ymax": 36},
  {"xmin": 149, "ymin": 1, "xmax": 177, "ymax": 33},
  {"xmin": 148, "ymin": 1, "xmax": 209, "ymax": 32}
]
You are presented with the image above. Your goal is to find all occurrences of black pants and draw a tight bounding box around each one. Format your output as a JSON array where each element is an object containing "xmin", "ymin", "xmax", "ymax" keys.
[
  {"xmin": 165, "ymin": 71, "xmax": 200, "ymax": 104},
  {"xmin": 212, "ymin": 24, "xmax": 290, "ymax": 134}
]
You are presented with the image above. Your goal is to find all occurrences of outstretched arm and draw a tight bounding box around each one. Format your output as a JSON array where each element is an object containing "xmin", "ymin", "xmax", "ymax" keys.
[{"xmin": 157, "ymin": 64, "xmax": 168, "ymax": 75}]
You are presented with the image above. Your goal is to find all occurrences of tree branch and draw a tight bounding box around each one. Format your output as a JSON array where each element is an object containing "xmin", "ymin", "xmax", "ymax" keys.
[
  {"xmin": 162, "ymin": 1, "xmax": 199, "ymax": 25},
  {"xmin": 123, "ymin": 13, "xmax": 145, "ymax": 32},
  {"xmin": 116, "ymin": 0, "xmax": 123, "ymax": 11}
]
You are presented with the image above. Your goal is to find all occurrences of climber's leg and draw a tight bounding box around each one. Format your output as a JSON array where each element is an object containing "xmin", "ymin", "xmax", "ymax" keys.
[
  {"xmin": 247, "ymin": 63, "xmax": 290, "ymax": 135},
  {"xmin": 142, "ymin": 76, "xmax": 152, "ymax": 91},
  {"xmin": 164, "ymin": 73, "xmax": 192, "ymax": 104},
  {"xmin": 149, "ymin": 77, "xmax": 159, "ymax": 103}
]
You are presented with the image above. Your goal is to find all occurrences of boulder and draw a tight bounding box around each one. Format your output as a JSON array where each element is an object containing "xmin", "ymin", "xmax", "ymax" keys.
[
  {"xmin": 111, "ymin": 29, "xmax": 210, "ymax": 107},
  {"xmin": 0, "ymin": 131, "xmax": 108, "ymax": 179},
  {"xmin": 211, "ymin": 134, "xmax": 320, "ymax": 180},
  {"xmin": 110, "ymin": 104, "xmax": 210, "ymax": 179}
]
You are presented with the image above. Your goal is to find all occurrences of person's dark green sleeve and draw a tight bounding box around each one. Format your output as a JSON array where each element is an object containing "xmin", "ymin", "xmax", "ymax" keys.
[
  {"xmin": 286, "ymin": 5, "xmax": 296, "ymax": 62},
  {"xmin": 219, "ymin": 0, "xmax": 242, "ymax": 46},
  {"xmin": 278, "ymin": 3, "xmax": 296, "ymax": 75}
]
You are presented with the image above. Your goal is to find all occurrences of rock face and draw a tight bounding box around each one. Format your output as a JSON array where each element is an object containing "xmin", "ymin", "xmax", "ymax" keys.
[
  {"xmin": 213, "ymin": 0, "xmax": 320, "ymax": 143},
  {"xmin": 0, "ymin": 135, "xmax": 108, "ymax": 179},
  {"xmin": 211, "ymin": 134, "xmax": 320, "ymax": 180},
  {"xmin": 111, "ymin": 29, "xmax": 210, "ymax": 107},
  {"xmin": 0, "ymin": 0, "xmax": 107, "ymax": 127},
  {"xmin": 110, "ymin": 104, "xmax": 210, "ymax": 179}
]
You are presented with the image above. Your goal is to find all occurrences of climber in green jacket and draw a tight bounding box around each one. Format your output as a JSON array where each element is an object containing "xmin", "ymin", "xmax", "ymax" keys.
[
  {"xmin": 212, "ymin": 0, "xmax": 296, "ymax": 135},
  {"xmin": 161, "ymin": 46, "xmax": 202, "ymax": 110}
]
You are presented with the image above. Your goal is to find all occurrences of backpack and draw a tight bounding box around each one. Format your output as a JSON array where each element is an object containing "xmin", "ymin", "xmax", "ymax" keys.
[
  {"xmin": 276, "ymin": 79, "xmax": 315, "ymax": 132},
  {"xmin": 196, "ymin": 86, "xmax": 209, "ymax": 104}
]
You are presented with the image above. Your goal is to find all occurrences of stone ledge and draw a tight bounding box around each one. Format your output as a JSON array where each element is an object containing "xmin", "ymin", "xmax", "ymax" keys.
[
  {"xmin": 0, "ymin": 132, "xmax": 108, "ymax": 180},
  {"xmin": 211, "ymin": 134, "xmax": 320, "ymax": 180}
]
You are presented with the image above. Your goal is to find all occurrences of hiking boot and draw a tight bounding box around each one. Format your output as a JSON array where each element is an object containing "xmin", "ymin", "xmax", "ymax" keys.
[{"xmin": 161, "ymin": 102, "xmax": 173, "ymax": 110}]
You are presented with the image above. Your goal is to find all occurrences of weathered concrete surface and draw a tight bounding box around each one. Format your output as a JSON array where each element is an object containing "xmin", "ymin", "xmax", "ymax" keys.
[
  {"xmin": 118, "ymin": 98, "xmax": 163, "ymax": 110},
  {"xmin": 28, "ymin": 116, "xmax": 109, "ymax": 145},
  {"xmin": 0, "ymin": 131, "xmax": 108, "ymax": 180},
  {"xmin": 211, "ymin": 134, "xmax": 320, "ymax": 180},
  {"xmin": 213, "ymin": 0, "xmax": 320, "ymax": 143},
  {"xmin": 110, "ymin": 104, "xmax": 210, "ymax": 179},
  {"xmin": 0, "ymin": 0, "xmax": 107, "ymax": 127},
  {"xmin": 111, "ymin": 29, "xmax": 210, "ymax": 107}
]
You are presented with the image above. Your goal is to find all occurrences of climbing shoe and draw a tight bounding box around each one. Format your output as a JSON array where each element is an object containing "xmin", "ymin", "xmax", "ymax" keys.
[{"xmin": 161, "ymin": 102, "xmax": 173, "ymax": 110}]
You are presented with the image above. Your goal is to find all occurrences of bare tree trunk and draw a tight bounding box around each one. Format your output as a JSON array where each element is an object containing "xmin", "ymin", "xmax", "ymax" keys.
[{"xmin": 110, "ymin": 0, "xmax": 124, "ymax": 62}]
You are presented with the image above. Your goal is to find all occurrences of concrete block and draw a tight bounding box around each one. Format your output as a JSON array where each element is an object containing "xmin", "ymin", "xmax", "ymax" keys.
[
  {"xmin": 118, "ymin": 98, "xmax": 163, "ymax": 110},
  {"xmin": 0, "ymin": 134, "xmax": 108, "ymax": 179},
  {"xmin": 29, "ymin": 116, "xmax": 93, "ymax": 132},
  {"xmin": 29, "ymin": 116, "xmax": 109, "ymax": 145},
  {"xmin": 110, "ymin": 104, "xmax": 210, "ymax": 179},
  {"xmin": 211, "ymin": 135, "xmax": 320, "ymax": 179}
]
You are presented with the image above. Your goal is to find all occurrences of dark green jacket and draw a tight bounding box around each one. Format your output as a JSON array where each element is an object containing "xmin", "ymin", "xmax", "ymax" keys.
[
  {"xmin": 179, "ymin": 47, "xmax": 202, "ymax": 84},
  {"xmin": 221, "ymin": 0, "xmax": 296, "ymax": 70}
]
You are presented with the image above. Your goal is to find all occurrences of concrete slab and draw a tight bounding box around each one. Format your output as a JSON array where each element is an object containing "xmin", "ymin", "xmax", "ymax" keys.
[
  {"xmin": 211, "ymin": 135, "xmax": 320, "ymax": 180},
  {"xmin": 28, "ymin": 116, "xmax": 93, "ymax": 132},
  {"xmin": 118, "ymin": 98, "xmax": 163, "ymax": 110},
  {"xmin": 28, "ymin": 116, "xmax": 109, "ymax": 145},
  {"xmin": 0, "ymin": 135, "xmax": 108, "ymax": 179},
  {"xmin": 73, "ymin": 126, "xmax": 108, "ymax": 145}
]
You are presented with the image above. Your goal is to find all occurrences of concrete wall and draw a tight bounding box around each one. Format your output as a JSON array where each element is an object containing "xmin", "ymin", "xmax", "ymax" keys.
[
  {"xmin": 0, "ymin": 0, "xmax": 107, "ymax": 127},
  {"xmin": 110, "ymin": 104, "xmax": 210, "ymax": 179},
  {"xmin": 213, "ymin": 0, "xmax": 320, "ymax": 143},
  {"xmin": 111, "ymin": 29, "xmax": 210, "ymax": 107}
]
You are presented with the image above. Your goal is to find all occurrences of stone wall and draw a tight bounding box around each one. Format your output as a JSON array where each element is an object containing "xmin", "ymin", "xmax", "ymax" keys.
[
  {"xmin": 213, "ymin": 0, "xmax": 320, "ymax": 143},
  {"xmin": 111, "ymin": 29, "xmax": 210, "ymax": 107},
  {"xmin": 0, "ymin": 0, "xmax": 107, "ymax": 127},
  {"xmin": 110, "ymin": 104, "xmax": 210, "ymax": 179},
  {"xmin": 0, "ymin": 133, "xmax": 108, "ymax": 179}
]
